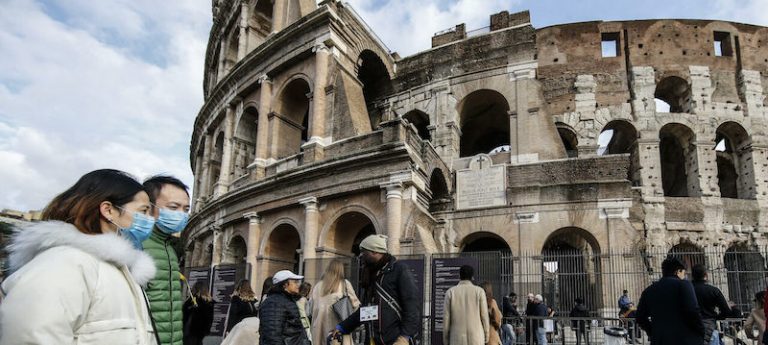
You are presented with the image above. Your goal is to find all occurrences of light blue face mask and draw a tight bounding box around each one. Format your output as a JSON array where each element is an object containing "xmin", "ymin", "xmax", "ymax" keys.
[
  {"xmin": 113, "ymin": 211, "xmax": 156, "ymax": 249},
  {"xmin": 156, "ymin": 208, "xmax": 189, "ymax": 234}
]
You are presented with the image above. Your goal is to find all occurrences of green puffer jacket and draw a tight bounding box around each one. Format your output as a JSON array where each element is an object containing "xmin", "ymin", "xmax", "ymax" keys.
[{"xmin": 143, "ymin": 228, "xmax": 184, "ymax": 345}]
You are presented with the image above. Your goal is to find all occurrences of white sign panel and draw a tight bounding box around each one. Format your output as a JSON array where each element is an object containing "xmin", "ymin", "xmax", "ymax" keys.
[{"xmin": 456, "ymin": 155, "xmax": 507, "ymax": 210}]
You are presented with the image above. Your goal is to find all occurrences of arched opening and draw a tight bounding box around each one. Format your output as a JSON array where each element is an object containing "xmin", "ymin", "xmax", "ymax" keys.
[
  {"xmin": 233, "ymin": 107, "xmax": 259, "ymax": 178},
  {"xmin": 209, "ymin": 132, "xmax": 225, "ymax": 192},
  {"xmin": 556, "ymin": 122, "xmax": 578, "ymax": 158},
  {"xmin": 247, "ymin": 0, "xmax": 273, "ymax": 48},
  {"xmin": 459, "ymin": 232, "xmax": 513, "ymax": 302},
  {"xmin": 428, "ymin": 169, "xmax": 450, "ymax": 213},
  {"xmin": 458, "ymin": 90, "xmax": 511, "ymax": 157},
  {"xmin": 542, "ymin": 227, "xmax": 602, "ymax": 312},
  {"xmin": 326, "ymin": 212, "xmax": 377, "ymax": 257},
  {"xmin": 223, "ymin": 236, "xmax": 247, "ymax": 264},
  {"xmin": 598, "ymin": 120, "xmax": 640, "ymax": 186},
  {"xmin": 659, "ymin": 123, "xmax": 699, "ymax": 197},
  {"xmin": 715, "ymin": 122, "xmax": 755, "ymax": 199},
  {"xmin": 461, "ymin": 232, "xmax": 511, "ymax": 253},
  {"xmin": 266, "ymin": 224, "xmax": 301, "ymax": 274},
  {"xmin": 667, "ymin": 242, "xmax": 706, "ymax": 276},
  {"xmin": 655, "ymin": 76, "xmax": 692, "ymax": 113},
  {"xmin": 724, "ymin": 244, "xmax": 765, "ymax": 311},
  {"xmin": 205, "ymin": 242, "xmax": 214, "ymax": 267},
  {"xmin": 402, "ymin": 110, "xmax": 431, "ymax": 141},
  {"xmin": 225, "ymin": 27, "xmax": 240, "ymax": 71},
  {"xmin": 357, "ymin": 50, "xmax": 392, "ymax": 130},
  {"xmin": 274, "ymin": 78, "xmax": 310, "ymax": 159},
  {"xmin": 194, "ymin": 140, "xmax": 205, "ymax": 201}
]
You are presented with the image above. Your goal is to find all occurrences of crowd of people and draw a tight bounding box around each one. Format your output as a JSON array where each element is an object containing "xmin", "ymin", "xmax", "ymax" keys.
[{"xmin": 1, "ymin": 168, "xmax": 768, "ymax": 345}]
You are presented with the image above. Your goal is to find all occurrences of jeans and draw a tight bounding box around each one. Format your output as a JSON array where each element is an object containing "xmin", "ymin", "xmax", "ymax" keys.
[
  {"xmin": 501, "ymin": 323, "xmax": 516, "ymax": 345},
  {"xmin": 709, "ymin": 329, "xmax": 722, "ymax": 345},
  {"xmin": 536, "ymin": 327, "xmax": 547, "ymax": 345}
]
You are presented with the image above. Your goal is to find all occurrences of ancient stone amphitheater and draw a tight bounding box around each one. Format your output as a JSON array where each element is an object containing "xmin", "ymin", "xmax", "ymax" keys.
[{"xmin": 185, "ymin": 0, "xmax": 768, "ymax": 312}]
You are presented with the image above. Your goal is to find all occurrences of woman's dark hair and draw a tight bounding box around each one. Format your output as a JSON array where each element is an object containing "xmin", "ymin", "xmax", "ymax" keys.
[
  {"xmin": 41, "ymin": 169, "xmax": 144, "ymax": 234},
  {"xmin": 261, "ymin": 276, "xmax": 274, "ymax": 298}
]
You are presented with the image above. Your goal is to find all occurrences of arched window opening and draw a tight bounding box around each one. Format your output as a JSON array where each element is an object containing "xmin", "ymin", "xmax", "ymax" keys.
[
  {"xmin": 209, "ymin": 132, "xmax": 225, "ymax": 192},
  {"xmin": 275, "ymin": 79, "xmax": 311, "ymax": 159},
  {"xmin": 668, "ymin": 243, "xmax": 706, "ymax": 278},
  {"xmin": 598, "ymin": 120, "xmax": 640, "ymax": 186},
  {"xmin": 458, "ymin": 90, "xmax": 511, "ymax": 157},
  {"xmin": 724, "ymin": 244, "xmax": 765, "ymax": 312},
  {"xmin": 715, "ymin": 122, "xmax": 755, "ymax": 199},
  {"xmin": 326, "ymin": 212, "xmax": 377, "ymax": 257},
  {"xmin": 402, "ymin": 110, "xmax": 431, "ymax": 141},
  {"xmin": 556, "ymin": 123, "xmax": 578, "ymax": 158},
  {"xmin": 267, "ymin": 224, "xmax": 302, "ymax": 274},
  {"xmin": 428, "ymin": 169, "xmax": 450, "ymax": 213},
  {"xmin": 223, "ymin": 236, "xmax": 247, "ymax": 264},
  {"xmin": 194, "ymin": 141, "xmax": 205, "ymax": 200},
  {"xmin": 541, "ymin": 227, "xmax": 602, "ymax": 313},
  {"xmin": 247, "ymin": 0, "xmax": 273, "ymax": 49},
  {"xmin": 659, "ymin": 123, "xmax": 699, "ymax": 197},
  {"xmin": 655, "ymin": 76, "xmax": 692, "ymax": 113},
  {"xmin": 225, "ymin": 28, "xmax": 240, "ymax": 71},
  {"xmin": 233, "ymin": 107, "xmax": 258, "ymax": 178},
  {"xmin": 357, "ymin": 50, "xmax": 392, "ymax": 130},
  {"xmin": 460, "ymin": 232, "xmax": 513, "ymax": 302}
]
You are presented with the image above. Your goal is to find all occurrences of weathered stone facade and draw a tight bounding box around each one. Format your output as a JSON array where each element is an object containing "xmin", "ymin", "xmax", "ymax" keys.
[{"xmin": 185, "ymin": 0, "xmax": 768, "ymax": 304}]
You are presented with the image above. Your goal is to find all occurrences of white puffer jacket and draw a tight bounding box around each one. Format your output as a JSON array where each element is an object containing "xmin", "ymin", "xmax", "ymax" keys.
[{"xmin": 0, "ymin": 221, "xmax": 158, "ymax": 345}]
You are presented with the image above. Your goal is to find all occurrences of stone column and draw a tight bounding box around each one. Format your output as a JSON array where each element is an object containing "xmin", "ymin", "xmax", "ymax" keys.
[
  {"xmin": 197, "ymin": 132, "xmax": 214, "ymax": 211},
  {"xmin": 299, "ymin": 197, "xmax": 319, "ymax": 261},
  {"xmin": 191, "ymin": 239, "xmax": 204, "ymax": 267},
  {"xmin": 689, "ymin": 66, "xmax": 714, "ymax": 114},
  {"xmin": 238, "ymin": 2, "xmax": 249, "ymax": 61},
  {"xmin": 244, "ymin": 212, "xmax": 262, "ymax": 289},
  {"xmin": 215, "ymin": 103, "xmax": 237, "ymax": 197},
  {"xmin": 739, "ymin": 69, "xmax": 765, "ymax": 118},
  {"xmin": 695, "ymin": 141, "xmax": 719, "ymax": 197},
  {"xmin": 629, "ymin": 66, "xmax": 656, "ymax": 118},
  {"xmin": 310, "ymin": 44, "xmax": 329, "ymax": 144},
  {"xmin": 381, "ymin": 182, "xmax": 404, "ymax": 254},
  {"xmin": 217, "ymin": 42, "xmax": 227, "ymax": 82},
  {"xmin": 251, "ymin": 75, "xmax": 272, "ymax": 178},
  {"xmin": 211, "ymin": 226, "xmax": 223, "ymax": 267},
  {"xmin": 271, "ymin": 0, "xmax": 286, "ymax": 33}
]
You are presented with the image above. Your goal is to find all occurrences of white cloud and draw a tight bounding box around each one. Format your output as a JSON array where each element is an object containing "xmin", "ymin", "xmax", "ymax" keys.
[
  {"xmin": 0, "ymin": 0, "xmax": 208, "ymax": 210},
  {"xmin": 712, "ymin": 0, "xmax": 768, "ymax": 26}
]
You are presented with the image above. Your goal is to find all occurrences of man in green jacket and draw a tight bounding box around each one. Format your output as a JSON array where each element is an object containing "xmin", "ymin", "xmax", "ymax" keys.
[{"xmin": 143, "ymin": 175, "xmax": 191, "ymax": 345}]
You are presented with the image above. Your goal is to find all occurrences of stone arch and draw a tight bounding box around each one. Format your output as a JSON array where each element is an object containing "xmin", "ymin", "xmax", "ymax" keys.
[
  {"xmin": 428, "ymin": 168, "xmax": 451, "ymax": 213},
  {"xmin": 273, "ymin": 76, "xmax": 312, "ymax": 159},
  {"xmin": 457, "ymin": 89, "xmax": 511, "ymax": 157},
  {"xmin": 223, "ymin": 235, "xmax": 247, "ymax": 264},
  {"xmin": 541, "ymin": 227, "xmax": 602, "ymax": 312},
  {"xmin": 247, "ymin": 0, "xmax": 273, "ymax": 48},
  {"xmin": 715, "ymin": 121, "xmax": 755, "ymax": 199},
  {"xmin": 460, "ymin": 231, "xmax": 512, "ymax": 253},
  {"xmin": 556, "ymin": 122, "xmax": 578, "ymax": 158},
  {"xmin": 317, "ymin": 205, "xmax": 382, "ymax": 252},
  {"xmin": 263, "ymin": 221, "xmax": 302, "ymax": 274},
  {"xmin": 724, "ymin": 242, "xmax": 765, "ymax": 311},
  {"xmin": 402, "ymin": 110, "xmax": 431, "ymax": 141},
  {"xmin": 322, "ymin": 209, "xmax": 379, "ymax": 256},
  {"xmin": 233, "ymin": 105, "xmax": 259, "ymax": 178},
  {"xmin": 655, "ymin": 76, "xmax": 692, "ymax": 113},
  {"xmin": 659, "ymin": 123, "xmax": 699, "ymax": 197},
  {"xmin": 599, "ymin": 120, "xmax": 640, "ymax": 185},
  {"xmin": 194, "ymin": 137, "xmax": 206, "ymax": 199},
  {"xmin": 224, "ymin": 24, "xmax": 240, "ymax": 71},
  {"xmin": 357, "ymin": 50, "xmax": 393, "ymax": 130},
  {"xmin": 668, "ymin": 242, "xmax": 706, "ymax": 273},
  {"xmin": 209, "ymin": 131, "xmax": 225, "ymax": 192}
]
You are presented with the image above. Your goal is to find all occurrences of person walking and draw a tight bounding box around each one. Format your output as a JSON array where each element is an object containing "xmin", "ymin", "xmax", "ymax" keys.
[
  {"xmin": 442, "ymin": 265, "xmax": 488, "ymax": 345},
  {"xmin": 260, "ymin": 270, "xmax": 311, "ymax": 345},
  {"xmin": 636, "ymin": 256, "xmax": 705, "ymax": 345},
  {"xmin": 525, "ymin": 293, "xmax": 536, "ymax": 344},
  {"xmin": 331, "ymin": 234, "xmax": 420, "ymax": 345},
  {"xmin": 745, "ymin": 291, "xmax": 766, "ymax": 344},
  {"xmin": 0, "ymin": 169, "xmax": 158, "ymax": 345},
  {"xmin": 142, "ymin": 175, "xmax": 191, "ymax": 345},
  {"xmin": 691, "ymin": 264, "xmax": 731, "ymax": 345},
  {"xmin": 533, "ymin": 295, "xmax": 548, "ymax": 345},
  {"xmin": 182, "ymin": 282, "xmax": 214, "ymax": 345},
  {"xmin": 569, "ymin": 298, "xmax": 589, "ymax": 345},
  {"xmin": 481, "ymin": 281, "xmax": 503, "ymax": 345},
  {"xmin": 226, "ymin": 279, "xmax": 260, "ymax": 333},
  {"xmin": 500, "ymin": 292, "xmax": 520, "ymax": 345},
  {"xmin": 310, "ymin": 259, "xmax": 361, "ymax": 345}
]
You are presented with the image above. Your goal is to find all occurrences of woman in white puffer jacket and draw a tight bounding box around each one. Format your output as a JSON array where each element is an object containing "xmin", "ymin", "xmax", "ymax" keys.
[{"xmin": 0, "ymin": 169, "xmax": 159, "ymax": 345}]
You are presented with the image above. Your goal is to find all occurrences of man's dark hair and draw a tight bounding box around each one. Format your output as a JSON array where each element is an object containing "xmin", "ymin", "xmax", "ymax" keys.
[
  {"xmin": 661, "ymin": 256, "xmax": 686, "ymax": 277},
  {"xmin": 143, "ymin": 175, "xmax": 189, "ymax": 203},
  {"xmin": 575, "ymin": 297, "xmax": 584, "ymax": 304},
  {"xmin": 691, "ymin": 263, "xmax": 708, "ymax": 281},
  {"xmin": 509, "ymin": 292, "xmax": 517, "ymax": 298},
  {"xmin": 623, "ymin": 289, "xmax": 628, "ymax": 294},
  {"xmin": 459, "ymin": 265, "xmax": 474, "ymax": 280}
]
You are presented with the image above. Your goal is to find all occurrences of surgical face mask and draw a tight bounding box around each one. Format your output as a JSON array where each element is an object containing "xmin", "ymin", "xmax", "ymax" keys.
[
  {"xmin": 156, "ymin": 208, "xmax": 189, "ymax": 234},
  {"xmin": 112, "ymin": 209, "xmax": 156, "ymax": 249}
]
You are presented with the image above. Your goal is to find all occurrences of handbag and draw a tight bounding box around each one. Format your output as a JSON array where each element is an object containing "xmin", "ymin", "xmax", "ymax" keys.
[{"xmin": 332, "ymin": 280, "xmax": 355, "ymax": 321}]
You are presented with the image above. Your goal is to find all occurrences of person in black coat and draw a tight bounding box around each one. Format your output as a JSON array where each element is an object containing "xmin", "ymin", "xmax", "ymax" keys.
[
  {"xmin": 182, "ymin": 282, "xmax": 214, "ymax": 345},
  {"xmin": 225, "ymin": 279, "xmax": 259, "ymax": 333},
  {"xmin": 332, "ymin": 234, "xmax": 420, "ymax": 345},
  {"xmin": 636, "ymin": 256, "xmax": 705, "ymax": 345},
  {"xmin": 691, "ymin": 264, "xmax": 731, "ymax": 344},
  {"xmin": 259, "ymin": 270, "xmax": 311, "ymax": 345},
  {"xmin": 569, "ymin": 298, "xmax": 589, "ymax": 345}
]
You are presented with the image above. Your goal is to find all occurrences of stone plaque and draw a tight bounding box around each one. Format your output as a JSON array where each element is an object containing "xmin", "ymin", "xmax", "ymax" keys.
[{"xmin": 457, "ymin": 154, "xmax": 507, "ymax": 210}]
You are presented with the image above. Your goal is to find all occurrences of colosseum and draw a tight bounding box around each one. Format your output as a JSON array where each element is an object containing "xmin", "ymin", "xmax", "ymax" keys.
[{"xmin": 184, "ymin": 0, "xmax": 768, "ymax": 317}]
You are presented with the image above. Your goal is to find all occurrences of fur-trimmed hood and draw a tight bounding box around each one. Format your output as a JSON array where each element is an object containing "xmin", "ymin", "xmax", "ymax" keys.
[{"xmin": 6, "ymin": 220, "xmax": 156, "ymax": 286}]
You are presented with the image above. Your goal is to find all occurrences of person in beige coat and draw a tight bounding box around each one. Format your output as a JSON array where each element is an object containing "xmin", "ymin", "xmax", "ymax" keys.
[
  {"xmin": 443, "ymin": 265, "xmax": 489, "ymax": 345},
  {"xmin": 310, "ymin": 259, "xmax": 361, "ymax": 345},
  {"xmin": 745, "ymin": 291, "xmax": 766, "ymax": 343}
]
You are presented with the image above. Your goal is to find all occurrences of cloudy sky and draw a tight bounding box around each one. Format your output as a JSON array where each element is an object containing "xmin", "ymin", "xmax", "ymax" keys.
[{"xmin": 1, "ymin": 0, "xmax": 766, "ymax": 211}]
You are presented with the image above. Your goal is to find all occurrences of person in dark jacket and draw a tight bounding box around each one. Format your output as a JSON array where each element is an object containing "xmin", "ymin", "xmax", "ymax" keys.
[
  {"xmin": 524, "ymin": 293, "xmax": 537, "ymax": 344},
  {"xmin": 331, "ymin": 234, "xmax": 420, "ymax": 345},
  {"xmin": 259, "ymin": 270, "xmax": 311, "ymax": 345},
  {"xmin": 225, "ymin": 279, "xmax": 259, "ymax": 333},
  {"xmin": 569, "ymin": 298, "xmax": 589, "ymax": 345},
  {"xmin": 636, "ymin": 256, "xmax": 705, "ymax": 345},
  {"xmin": 533, "ymin": 295, "xmax": 548, "ymax": 345},
  {"xmin": 691, "ymin": 264, "xmax": 731, "ymax": 345},
  {"xmin": 182, "ymin": 282, "xmax": 214, "ymax": 345},
  {"xmin": 501, "ymin": 292, "xmax": 520, "ymax": 345}
]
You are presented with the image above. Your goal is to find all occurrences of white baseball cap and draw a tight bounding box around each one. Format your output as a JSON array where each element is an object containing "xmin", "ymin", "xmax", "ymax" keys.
[{"xmin": 272, "ymin": 270, "xmax": 304, "ymax": 284}]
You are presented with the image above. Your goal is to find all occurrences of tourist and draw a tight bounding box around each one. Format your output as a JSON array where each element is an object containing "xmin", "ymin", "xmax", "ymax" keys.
[
  {"xmin": 226, "ymin": 279, "xmax": 260, "ymax": 333},
  {"xmin": 310, "ymin": 259, "xmax": 360, "ymax": 345},
  {"xmin": 182, "ymin": 282, "xmax": 214, "ymax": 345},
  {"xmin": 260, "ymin": 270, "xmax": 311, "ymax": 345},
  {"xmin": 500, "ymin": 292, "xmax": 520, "ymax": 345},
  {"xmin": 618, "ymin": 289, "xmax": 632, "ymax": 314},
  {"xmin": 692, "ymin": 264, "xmax": 731, "ymax": 345},
  {"xmin": 481, "ymin": 281, "xmax": 503, "ymax": 345},
  {"xmin": 442, "ymin": 265, "xmax": 488, "ymax": 345},
  {"xmin": 525, "ymin": 293, "xmax": 536, "ymax": 344},
  {"xmin": 745, "ymin": 291, "xmax": 766, "ymax": 343},
  {"xmin": 569, "ymin": 298, "xmax": 589, "ymax": 345}
]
